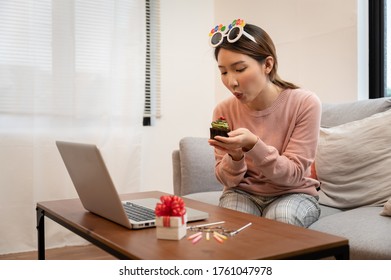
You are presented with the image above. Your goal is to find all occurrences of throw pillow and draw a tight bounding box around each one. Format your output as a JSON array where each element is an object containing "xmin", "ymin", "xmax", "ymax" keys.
[
  {"xmin": 316, "ymin": 109, "xmax": 391, "ymax": 209},
  {"xmin": 380, "ymin": 198, "xmax": 391, "ymax": 217}
]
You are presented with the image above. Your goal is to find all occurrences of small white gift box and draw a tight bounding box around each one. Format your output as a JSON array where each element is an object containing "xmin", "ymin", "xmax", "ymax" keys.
[{"xmin": 155, "ymin": 214, "xmax": 187, "ymax": 240}]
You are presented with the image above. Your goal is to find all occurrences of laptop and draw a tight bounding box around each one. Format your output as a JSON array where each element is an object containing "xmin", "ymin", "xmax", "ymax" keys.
[{"xmin": 55, "ymin": 140, "xmax": 208, "ymax": 229}]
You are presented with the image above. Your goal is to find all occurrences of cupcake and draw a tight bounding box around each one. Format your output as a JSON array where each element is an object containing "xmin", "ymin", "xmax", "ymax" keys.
[{"xmin": 210, "ymin": 117, "xmax": 230, "ymax": 139}]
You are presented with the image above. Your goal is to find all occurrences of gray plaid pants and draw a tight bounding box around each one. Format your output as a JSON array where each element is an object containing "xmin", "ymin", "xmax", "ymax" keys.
[{"xmin": 219, "ymin": 189, "xmax": 321, "ymax": 228}]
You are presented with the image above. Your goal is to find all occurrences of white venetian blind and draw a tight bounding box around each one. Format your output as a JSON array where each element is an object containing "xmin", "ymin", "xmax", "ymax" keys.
[
  {"xmin": 0, "ymin": 0, "xmax": 145, "ymax": 122},
  {"xmin": 0, "ymin": 0, "xmax": 52, "ymax": 113}
]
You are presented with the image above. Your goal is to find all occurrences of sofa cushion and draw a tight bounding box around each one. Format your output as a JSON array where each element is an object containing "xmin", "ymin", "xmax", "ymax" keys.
[
  {"xmin": 309, "ymin": 207, "xmax": 391, "ymax": 259},
  {"xmin": 318, "ymin": 205, "xmax": 343, "ymax": 219},
  {"xmin": 179, "ymin": 137, "xmax": 223, "ymax": 196},
  {"xmin": 184, "ymin": 191, "xmax": 221, "ymax": 206},
  {"xmin": 316, "ymin": 109, "xmax": 391, "ymax": 209},
  {"xmin": 321, "ymin": 97, "xmax": 391, "ymax": 127}
]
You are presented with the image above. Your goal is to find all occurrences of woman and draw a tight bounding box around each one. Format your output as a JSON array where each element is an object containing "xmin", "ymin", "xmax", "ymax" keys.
[{"xmin": 208, "ymin": 19, "xmax": 321, "ymax": 227}]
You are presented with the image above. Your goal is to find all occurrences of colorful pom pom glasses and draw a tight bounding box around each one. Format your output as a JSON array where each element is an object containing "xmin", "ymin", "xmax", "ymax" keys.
[{"xmin": 208, "ymin": 19, "xmax": 257, "ymax": 48}]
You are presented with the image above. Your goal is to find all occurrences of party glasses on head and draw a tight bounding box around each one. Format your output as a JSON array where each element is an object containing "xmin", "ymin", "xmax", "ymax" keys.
[{"xmin": 209, "ymin": 19, "xmax": 257, "ymax": 48}]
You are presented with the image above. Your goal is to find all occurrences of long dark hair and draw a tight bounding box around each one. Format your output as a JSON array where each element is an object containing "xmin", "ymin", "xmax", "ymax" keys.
[{"xmin": 214, "ymin": 24, "xmax": 298, "ymax": 90}]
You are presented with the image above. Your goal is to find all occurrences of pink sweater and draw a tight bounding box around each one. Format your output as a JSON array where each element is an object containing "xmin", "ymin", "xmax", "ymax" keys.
[{"xmin": 212, "ymin": 88, "xmax": 321, "ymax": 197}]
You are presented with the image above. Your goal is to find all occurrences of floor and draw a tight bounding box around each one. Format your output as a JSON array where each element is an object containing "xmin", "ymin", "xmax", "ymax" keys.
[{"xmin": 0, "ymin": 245, "xmax": 116, "ymax": 260}]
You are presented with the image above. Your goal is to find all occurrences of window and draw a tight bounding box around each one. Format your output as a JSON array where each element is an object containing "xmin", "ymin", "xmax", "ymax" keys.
[
  {"xmin": 0, "ymin": 0, "xmax": 158, "ymax": 125},
  {"xmin": 0, "ymin": 0, "xmax": 148, "ymax": 254},
  {"xmin": 368, "ymin": 0, "xmax": 391, "ymax": 98}
]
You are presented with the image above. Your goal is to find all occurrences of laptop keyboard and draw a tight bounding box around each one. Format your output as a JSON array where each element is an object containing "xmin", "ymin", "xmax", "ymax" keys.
[{"xmin": 122, "ymin": 202, "xmax": 156, "ymax": 222}]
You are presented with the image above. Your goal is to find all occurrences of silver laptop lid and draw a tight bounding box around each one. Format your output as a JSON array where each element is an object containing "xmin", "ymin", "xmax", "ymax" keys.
[{"xmin": 56, "ymin": 141, "xmax": 134, "ymax": 228}]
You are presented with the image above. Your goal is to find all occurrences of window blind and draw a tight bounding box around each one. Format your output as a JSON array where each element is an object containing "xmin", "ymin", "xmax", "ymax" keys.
[
  {"xmin": 0, "ymin": 0, "xmax": 145, "ymax": 120},
  {"xmin": 0, "ymin": 0, "xmax": 52, "ymax": 113},
  {"xmin": 143, "ymin": 0, "xmax": 161, "ymax": 126}
]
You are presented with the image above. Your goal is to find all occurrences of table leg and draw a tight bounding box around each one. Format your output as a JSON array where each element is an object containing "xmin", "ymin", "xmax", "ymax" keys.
[
  {"xmin": 36, "ymin": 207, "xmax": 45, "ymax": 260},
  {"xmin": 334, "ymin": 245, "xmax": 350, "ymax": 260}
]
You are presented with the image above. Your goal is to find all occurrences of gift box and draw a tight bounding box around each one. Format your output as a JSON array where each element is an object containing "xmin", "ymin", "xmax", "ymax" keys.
[
  {"xmin": 154, "ymin": 195, "xmax": 187, "ymax": 240},
  {"xmin": 155, "ymin": 214, "xmax": 187, "ymax": 240}
]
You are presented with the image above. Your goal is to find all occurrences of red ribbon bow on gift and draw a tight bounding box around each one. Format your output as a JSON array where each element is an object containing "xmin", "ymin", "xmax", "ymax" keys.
[{"xmin": 155, "ymin": 195, "xmax": 186, "ymax": 217}]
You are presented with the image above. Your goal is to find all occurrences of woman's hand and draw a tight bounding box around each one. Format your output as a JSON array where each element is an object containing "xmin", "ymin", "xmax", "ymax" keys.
[{"xmin": 208, "ymin": 128, "xmax": 258, "ymax": 160}]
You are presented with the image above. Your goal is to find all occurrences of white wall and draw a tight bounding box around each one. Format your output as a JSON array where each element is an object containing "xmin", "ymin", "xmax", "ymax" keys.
[
  {"xmin": 140, "ymin": 0, "xmax": 366, "ymax": 194},
  {"xmin": 214, "ymin": 0, "xmax": 362, "ymax": 104},
  {"xmin": 140, "ymin": 0, "xmax": 215, "ymax": 194}
]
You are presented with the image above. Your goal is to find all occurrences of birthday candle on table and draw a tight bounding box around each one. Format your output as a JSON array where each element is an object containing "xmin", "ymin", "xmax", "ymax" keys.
[
  {"xmin": 187, "ymin": 231, "xmax": 202, "ymax": 240},
  {"xmin": 213, "ymin": 231, "xmax": 228, "ymax": 240},
  {"xmin": 192, "ymin": 234, "xmax": 203, "ymax": 244},
  {"xmin": 213, "ymin": 232, "xmax": 224, "ymax": 243}
]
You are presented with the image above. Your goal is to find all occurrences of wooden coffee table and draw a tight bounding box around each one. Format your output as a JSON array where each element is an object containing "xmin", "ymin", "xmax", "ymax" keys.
[{"xmin": 36, "ymin": 191, "xmax": 349, "ymax": 260}]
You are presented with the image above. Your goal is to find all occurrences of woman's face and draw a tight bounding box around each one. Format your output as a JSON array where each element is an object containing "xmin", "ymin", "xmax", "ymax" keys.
[{"xmin": 217, "ymin": 48, "xmax": 269, "ymax": 105}]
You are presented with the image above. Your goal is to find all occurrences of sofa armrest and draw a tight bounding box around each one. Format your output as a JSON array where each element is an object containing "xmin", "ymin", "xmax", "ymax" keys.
[
  {"xmin": 172, "ymin": 137, "xmax": 223, "ymax": 196},
  {"xmin": 172, "ymin": 149, "xmax": 182, "ymax": 196}
]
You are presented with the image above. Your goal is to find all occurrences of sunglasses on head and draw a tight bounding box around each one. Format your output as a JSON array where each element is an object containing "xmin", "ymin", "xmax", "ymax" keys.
[{"xmin": 209, "ymin": 19, "xmax": 257, "ymax": 48}]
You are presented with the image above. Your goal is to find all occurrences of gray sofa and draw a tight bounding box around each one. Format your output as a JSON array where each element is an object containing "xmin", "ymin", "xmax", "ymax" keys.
[{"xmin": 172, "ymin": 97, "xmax": 391, "ymax": 260}]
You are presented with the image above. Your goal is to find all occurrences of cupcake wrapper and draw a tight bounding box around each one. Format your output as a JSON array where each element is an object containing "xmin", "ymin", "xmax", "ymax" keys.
[{"xmin": 210, "ymin": 128, "xmax": 230, "ymax": 139}]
